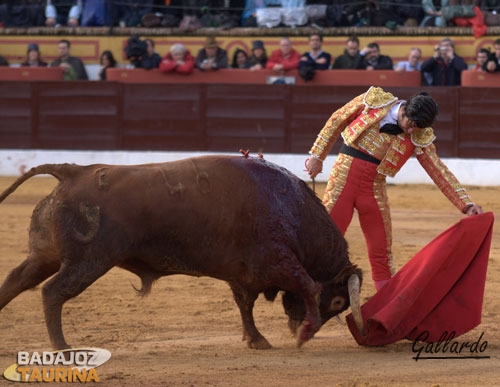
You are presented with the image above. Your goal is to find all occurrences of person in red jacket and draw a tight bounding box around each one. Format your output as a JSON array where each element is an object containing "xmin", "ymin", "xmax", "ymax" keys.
[
  {"xmin": 159, "ymin": 43, "xmax": 195, "ymax": 75},
  {"xmin": 265, "ymin": 37, "xmax": 301, "ymax": 73}
]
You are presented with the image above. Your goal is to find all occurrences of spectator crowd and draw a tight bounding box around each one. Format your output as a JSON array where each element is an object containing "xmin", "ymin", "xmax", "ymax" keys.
[
  {"xmin": 1, "ymin": 1, "xmax": 499, "ymax": 82},
  {"xmin": 1, "ymin": 34, "xmax": 499, "ymax": 84},
  {"xmin": 0, "ymin": 1, "xmax": 499, "ymax": 30}
]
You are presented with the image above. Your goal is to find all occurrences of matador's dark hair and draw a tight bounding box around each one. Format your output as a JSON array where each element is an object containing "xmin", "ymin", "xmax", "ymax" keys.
[{"xmin": 404, "ymin": 92, "xmax": 439, "ymax": 128}]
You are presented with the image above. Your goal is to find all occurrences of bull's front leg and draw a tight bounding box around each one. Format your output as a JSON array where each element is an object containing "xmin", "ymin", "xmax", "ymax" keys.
[
  {"xmin": 294, "ymin": 281, "xmax": 321, "ymax": 347},
  {"xmin": 273, "ymin": 255, "xmax": 322, "ymax": 348},
  {"xmin": 230, "ymin": 285, "xmax": 272, "ymax": 349}
]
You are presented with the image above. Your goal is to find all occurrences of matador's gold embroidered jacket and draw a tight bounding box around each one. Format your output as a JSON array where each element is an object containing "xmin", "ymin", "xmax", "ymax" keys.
[{"xmin": 309, "ymin": 86, "xmax": 474, "ymax": 213}]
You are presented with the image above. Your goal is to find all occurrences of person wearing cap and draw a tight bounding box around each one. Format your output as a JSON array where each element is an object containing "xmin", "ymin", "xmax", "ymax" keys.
[
  {"xmin": 159, "ymin": 43, "xmax": 195, "ymax": 75},
  {"xmin": 195, "ymin": 36, "xmax": 228, "ymax": 71},
  {"xmin": 21, "ymin": 43, "xmax": 48, "ymax": 67},
  {"xmin": 265, "ymin": 37, "xmax": 301, "ymax": 73},
  {"xmin": 306, "ymin": 87, "xmax": 483, "ymax": 292},
  {"xmin": 247, "ymin": 40, "xmax": 268, "ymax": 71}
]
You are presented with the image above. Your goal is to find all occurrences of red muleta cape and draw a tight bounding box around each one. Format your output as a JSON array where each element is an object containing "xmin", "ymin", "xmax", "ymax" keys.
[{"xmin": 346, "ymin": 212, "xmax": 494, "ymax": 346}]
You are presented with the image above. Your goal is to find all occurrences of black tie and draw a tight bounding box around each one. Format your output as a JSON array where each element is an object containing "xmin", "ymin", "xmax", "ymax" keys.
[{"xmin": 380, "ymin": 123, "xmax": 403, "ymax": 135}]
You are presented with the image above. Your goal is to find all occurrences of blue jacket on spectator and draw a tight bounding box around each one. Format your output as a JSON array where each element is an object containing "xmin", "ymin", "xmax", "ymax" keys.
[{"xmin": 299, "ymin": 51, "xmax": 331, "ymax": 70}]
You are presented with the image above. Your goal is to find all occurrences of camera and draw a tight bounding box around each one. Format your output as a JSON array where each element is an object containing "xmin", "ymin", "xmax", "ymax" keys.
[{"xmin": 124, "ymin": 34, "xmax": 148, "ymax": 68}]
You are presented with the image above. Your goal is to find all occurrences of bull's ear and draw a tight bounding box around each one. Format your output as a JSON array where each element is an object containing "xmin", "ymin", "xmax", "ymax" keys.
[{"xmin": 334, "ymin": 265, "xmax": 361, "ymax": 285}]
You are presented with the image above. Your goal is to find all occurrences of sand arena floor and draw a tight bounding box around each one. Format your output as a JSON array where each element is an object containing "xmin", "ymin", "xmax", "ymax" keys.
[{"xmin": 0, "ymin": 176, "xmax": 499, "ymax": 386}]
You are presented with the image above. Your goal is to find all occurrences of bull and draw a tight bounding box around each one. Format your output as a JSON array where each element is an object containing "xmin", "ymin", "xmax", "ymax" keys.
[{"xmin": 0, "ymin": 155, "xmax": 364, "ymax": 350}]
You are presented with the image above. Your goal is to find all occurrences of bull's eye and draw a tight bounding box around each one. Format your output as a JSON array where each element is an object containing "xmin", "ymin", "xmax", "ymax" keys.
[{"xmin": 329, "ymin": 296, "xmax": 345, "ymax": 311}]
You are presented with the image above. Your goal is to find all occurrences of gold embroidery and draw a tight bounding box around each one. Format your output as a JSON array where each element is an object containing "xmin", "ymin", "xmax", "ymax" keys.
[
  {"xmin": 363, "ymin": 86, "xmax": 398, "ymax": 109},
  {"xmin": 309, "ymin": 93, "xmax": 366, "ymax": 160},
  {"xmin": 416, "ymin": 144, "xmax": 474, "ymax": 212},
  {"xmin": 372, "ymin": 175, "xmax": 396, "ymax": 276},
  {"xmin": 411, "ymin": 127, "xmax": 436, "ymax": 147},
  {"xmin": 310, "ymin": 88, "xmax": 398, "ymax": 161},
  {"xmin": 323, "ymin": 153, "xmax": 352, "ymax": 213}
]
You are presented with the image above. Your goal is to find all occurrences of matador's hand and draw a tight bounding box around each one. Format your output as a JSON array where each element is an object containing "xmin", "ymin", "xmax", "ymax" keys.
[
  {"xmin": 306, "ymin": 157, "xmax": 322, "ymax": 179},
  {"xmin": 466, "ymin": 204, "xmax": 484, "ymax": 215}
]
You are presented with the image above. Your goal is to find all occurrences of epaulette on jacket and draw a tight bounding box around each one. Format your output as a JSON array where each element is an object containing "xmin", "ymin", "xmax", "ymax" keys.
[
  {"xmin": 411, "ymin": 127, "xmax": 436, "ymax": 148},
  {"xmin": 363, "ymin": 86, "xmax": 398, "ymax": 110}
]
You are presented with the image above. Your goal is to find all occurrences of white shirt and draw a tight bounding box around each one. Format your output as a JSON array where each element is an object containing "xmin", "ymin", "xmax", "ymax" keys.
[{"xmin": 379, "ymin": 101, "xmax": 404, "ymax": 128}]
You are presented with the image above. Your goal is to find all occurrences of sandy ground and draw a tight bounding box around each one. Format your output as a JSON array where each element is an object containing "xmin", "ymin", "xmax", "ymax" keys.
[{"xmin": 0, "ymin": 176, "xmax": 499, "ymax": 386}]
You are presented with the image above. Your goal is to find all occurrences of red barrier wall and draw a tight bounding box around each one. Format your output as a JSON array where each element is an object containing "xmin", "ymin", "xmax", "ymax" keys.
[
  {"xmin": 0, "ymin": 67, "xmax": 63, "ymax": 81},
  {"xmin": 461, "ymin": 70, "xmax": 500, "ymax": 87},
  {"xmin": 106, "ymin": 68, "xmax": 422, "ymax": 87},
  {"xmin": 0, "ymin": 81, "xmax": 498, "ymax": 159}
]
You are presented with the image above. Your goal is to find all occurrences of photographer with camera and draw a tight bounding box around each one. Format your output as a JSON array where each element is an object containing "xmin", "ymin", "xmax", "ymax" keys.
[
  {"xmin": 421, "ymin": 37, "xmax": 467, "ymax": 86},
  {"xmin": 124, "ymin": 34, "xmax": 147, "ymax": 68},
  {"xmin": 124, "ymin": 34, "xmax": 161, "ymax": 69}
]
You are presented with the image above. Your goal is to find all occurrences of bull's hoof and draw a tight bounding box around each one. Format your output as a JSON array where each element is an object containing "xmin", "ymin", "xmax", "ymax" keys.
[{"xmin": 246, "ymin": 337, "xmax": 272, "ymax": 350}]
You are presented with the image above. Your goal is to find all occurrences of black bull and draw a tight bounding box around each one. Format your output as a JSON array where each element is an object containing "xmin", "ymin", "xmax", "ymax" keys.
[{"xmin": 0, "ymin": 155, "xmax": 363, "ymax": 350}]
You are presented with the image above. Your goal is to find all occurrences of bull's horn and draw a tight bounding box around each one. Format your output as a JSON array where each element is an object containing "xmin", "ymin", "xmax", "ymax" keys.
[{"xmin": 347, "ymin": 274, "xmax": 365, "ymax": 337}]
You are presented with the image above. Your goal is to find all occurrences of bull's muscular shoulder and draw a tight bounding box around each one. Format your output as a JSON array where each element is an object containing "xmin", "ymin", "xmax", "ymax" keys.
[{"xmin": 363, "ymin": 86, "xmax": 398, "ymax": 109}]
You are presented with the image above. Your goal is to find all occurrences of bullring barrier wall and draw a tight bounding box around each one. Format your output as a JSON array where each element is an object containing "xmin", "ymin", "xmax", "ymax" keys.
[{"xmin": 1, "ymin": 69, "xmax": 499, "ymax": 160}]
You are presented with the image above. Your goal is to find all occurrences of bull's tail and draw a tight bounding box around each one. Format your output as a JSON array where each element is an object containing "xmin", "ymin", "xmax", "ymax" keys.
[{"xmin": 0, "ymin": 163, "xmax": 79, "ymax": 204}]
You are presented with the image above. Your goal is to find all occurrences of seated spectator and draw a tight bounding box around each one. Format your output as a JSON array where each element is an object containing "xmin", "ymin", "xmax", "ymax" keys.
[
  {"xmin": 0, "ymin": 55, "xmax": 9, "ymax": 66},
  {"xmin": 50, "ymin": 39, "xmax": 88, "ymax": 80},
  {"xmin": 113, "ymin": 0, "xmax": 154, "ymax": 27},
  {"xmin": 21, "ymin": 43, "xmax": 48, "ymax": 67},
  {"xmin": 81, "ymin": 0, "xmax": 111, "ymax": 27},
  {"xmin": 483, "ymin": 38, "xmax": 500, "ymax": 72},
  {"xmin": 394, "ymin": 0, "xmax": 425, "ymax": 26},
  {"xmin": 141, "ymin": 38, "xmax": 162, "ymax": 70},
  {"xmin": 394, "ymin": 47, "xmax": 423, "ymax": 72},
  {"xmin": 241, "ymin": 0, "xmax": 281, "ymax": 27},
  {"xmin": 45, "ymin": 0, "xmax": 82, "ymax": 27},
  {"xmin": 232, "ymin": 48, "xmax": 250, "ymax": 69},
  {"xmin": 368, "ymin": 0, "xmax": 403, "ymax": 27},
  {"xmin": 344, "ymin": 0, "xmax": 401, "ymax": 26},
  {"xmin": 159, "ymin": 43, "xmax": 195, "ymax": 75},
  {"xmin": 179, "ymin": 0, "xmax": 202, "ymax": 31},
  {"xmin": 247, "ymin": 40, "xmax": 268, "ymax": 71},
  {"xmin": 473, "ymin": 48, "xmax": 490, "ymax": 71},
  {"xmin": 98, "ymin": 50, "xmax": 117, "ymax": 80},
  {"xmin": 299, "ymin": 33, "xmax": 331, "ymax": 70},
  {"xmin": 395, "ymin": 47, "xmax": 429, "ymax": 85},
  {"xmin": 0, "ymin": 0, "xmax": 45, "ymax": 27},
  {"xmin": 481, "ymin": 0, "xmax": 500, "ymax": 26},
  {"xmin": 332, "ymin": 36, "xmax": 364, "ymax": 69},
  {"xmin": 420, "ymin": 0, "xmax": 446, "ymax": 26},
  {"xmin": 195, "ymin": 36, "xmax": 229, "ymax": 71},
  {"xmin": 359, "ymin": 42, "xmax": 393, "ymax": 70},
  {"xmin": 421, "ymin": 37, "xmax": 468, "ymax": 86},
  {"xmin": 266, "ymin": 37, "xmax": 301, "ymax": 73}
]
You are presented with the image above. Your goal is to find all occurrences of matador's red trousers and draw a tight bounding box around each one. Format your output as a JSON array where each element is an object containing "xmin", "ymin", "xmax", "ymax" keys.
[{"xmin": 323, "ymin": 154, "xmax": 396, "ymax": 281}]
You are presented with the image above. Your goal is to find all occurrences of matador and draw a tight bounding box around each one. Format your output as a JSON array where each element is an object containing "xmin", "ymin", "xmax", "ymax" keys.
[{"xmin": 306, "ymin": 86, "xmax": 483, "ymax": 291}]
